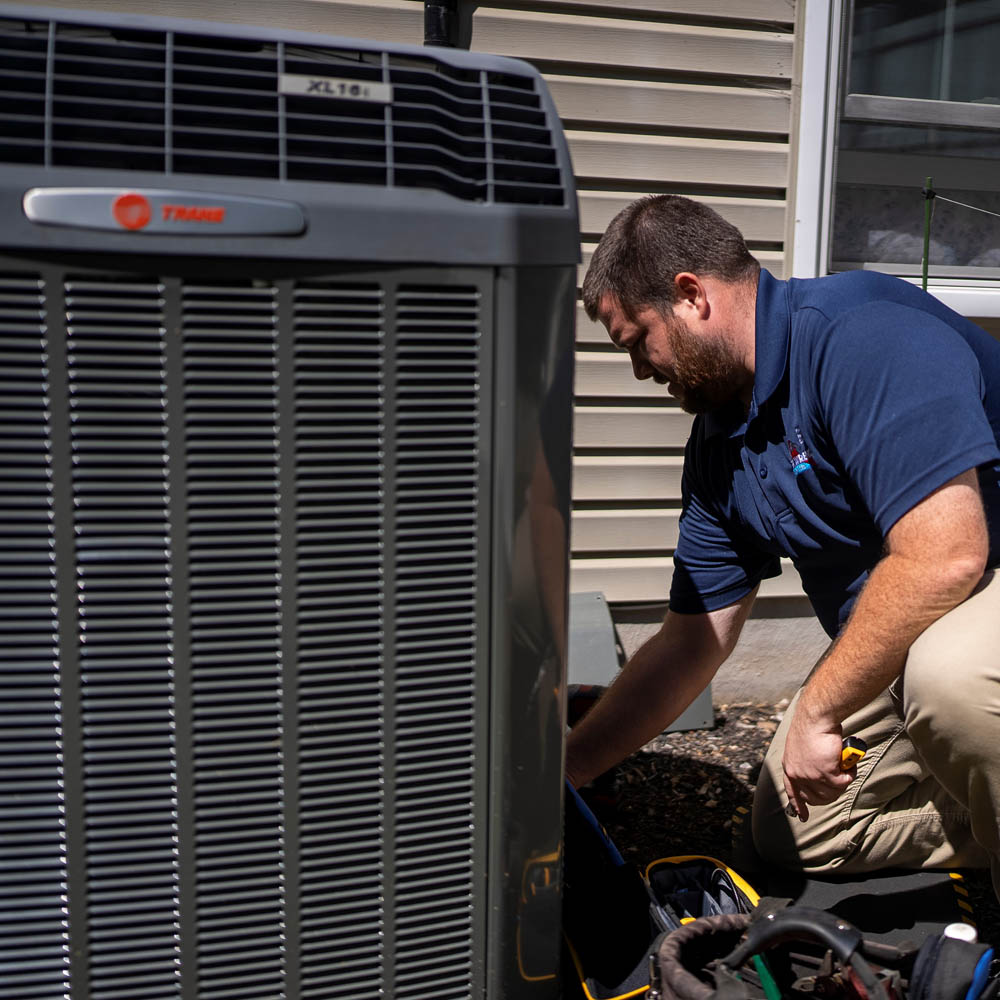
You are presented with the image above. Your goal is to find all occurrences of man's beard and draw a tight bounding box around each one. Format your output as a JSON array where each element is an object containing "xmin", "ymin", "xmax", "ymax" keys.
[{"xmin": 666, "ymin": 319, "xmax": 746, "ymax": 415}]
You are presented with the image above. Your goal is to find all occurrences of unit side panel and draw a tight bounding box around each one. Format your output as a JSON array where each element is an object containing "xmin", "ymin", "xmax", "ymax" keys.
[{"xmin": 488, "ymin": 264, "xmax": 576, "ymax": 1000}]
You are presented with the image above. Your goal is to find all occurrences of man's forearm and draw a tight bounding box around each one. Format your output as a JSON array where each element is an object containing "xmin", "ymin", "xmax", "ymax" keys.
[
  {"xmin": 797, "ymin": 550, "xmax": 984, "ymax": 729},
  {"xmin": 564, "ymin": 630, "xmax": 713, "ymax": 787},
  {"xmin": 565, "ymin": 598, "xmax": 753, "ymax": 788},
  {"xmin": 801, "ymin": 470, "xmax": 988, "ymax": 730}
]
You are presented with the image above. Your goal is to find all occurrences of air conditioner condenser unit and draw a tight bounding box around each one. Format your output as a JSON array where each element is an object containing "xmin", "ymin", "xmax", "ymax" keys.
[{"xmin": 0, "ymin": 7, "xmax": 579, "ymax": 999}]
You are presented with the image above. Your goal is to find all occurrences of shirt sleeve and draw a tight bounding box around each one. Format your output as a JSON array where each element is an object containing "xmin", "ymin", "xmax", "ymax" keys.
[
  {"xmin": 668, "ymin": 438, "xmax": 781, "ymax": 615},
  {"xmin": 813, "ymin": 302, "xmax": 1000, "ymax": 535}
]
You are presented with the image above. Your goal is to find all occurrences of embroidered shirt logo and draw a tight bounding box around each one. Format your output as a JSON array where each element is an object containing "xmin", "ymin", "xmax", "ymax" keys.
[{"xmin": 786, "ymin": 426, "xmax": 813, "ymax": 476}]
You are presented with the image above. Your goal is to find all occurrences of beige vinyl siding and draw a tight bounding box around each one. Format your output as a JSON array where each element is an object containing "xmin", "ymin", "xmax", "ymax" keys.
[
  {"xmin": 573, "ymin": 509, "xmax": 682, "ymax": 551},
  {"xmin": 570, "ymin": 134, "xmax": 788, "ymax": 190},
  {"xmin": 547, "ymin": 78, "xmax": 791, "ymax": 135},
  {"xmin": 579, "ymin": 194, "xmax": 787, "ymax": 239},
  {"xmin": 55, "ymin": 0, "xmax": 800, "ymax": 604},
  {"xmin": 529, "ymin": 1, "xmax": 795, "ymax": 20},
  {"xmin": 569, "ymin": 559, "xmax": 803, "ymax": 604},
  {"xmin": 544, "ymin": 2, "xmax": 797, "ymax": 604},
  {"xmin": 575, "ymin": 407, "xmax": 691, "ymax": 449}
]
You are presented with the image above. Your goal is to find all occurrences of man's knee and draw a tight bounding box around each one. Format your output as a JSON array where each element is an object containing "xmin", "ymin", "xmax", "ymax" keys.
[
  {"xmin": 750, "ymin": 755, "xmax": 798, "ymax": 868},
  {"xmin": 750, "ymin": 750, "xmax": 846, "ymax": 872}
]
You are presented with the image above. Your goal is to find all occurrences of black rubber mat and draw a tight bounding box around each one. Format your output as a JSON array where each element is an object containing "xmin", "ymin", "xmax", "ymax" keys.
[{"xmin": 757, "ymin": 867, "xmax": 978, "ymax": 946}]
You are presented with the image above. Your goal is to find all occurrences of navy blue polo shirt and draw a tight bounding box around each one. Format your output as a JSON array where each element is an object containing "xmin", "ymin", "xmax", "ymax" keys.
[{"xmin": 669, "ymin": 269, "xmax": 1000, "ymax": 637}]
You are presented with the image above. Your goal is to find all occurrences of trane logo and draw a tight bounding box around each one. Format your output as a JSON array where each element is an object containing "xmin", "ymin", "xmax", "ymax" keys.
[
  {"xmin": 161, "ymin": 204, "xmax": 226, "ymax": 223},
  {"xmin": 112, "ymin": 192, "xmax": 152, "ymax": 230},
  {"xmin": 111, "ymin": 192, "xmax": 226, "ymax": 230}
]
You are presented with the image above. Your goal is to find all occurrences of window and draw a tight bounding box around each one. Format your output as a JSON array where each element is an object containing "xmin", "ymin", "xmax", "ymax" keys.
[
  {"xmin": 832, "ymin": 0, "xmax": 1000, "ymax": 276},
  {"xmin": 795, "ymin": 0, "xmax": 1000, "ymax": 299}
]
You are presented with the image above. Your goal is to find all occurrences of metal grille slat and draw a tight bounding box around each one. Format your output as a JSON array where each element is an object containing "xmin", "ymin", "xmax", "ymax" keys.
[
  {"xmin": 64, "ymin": 275, "xmax": 180, "ymax": 1000},
  {"xmin": 292, "ymin": 282, "xmax": 384, "ymax": 1000},
  {"xmin": 182, "ymin": 282, "xmax": 285, "ymax": 998}
]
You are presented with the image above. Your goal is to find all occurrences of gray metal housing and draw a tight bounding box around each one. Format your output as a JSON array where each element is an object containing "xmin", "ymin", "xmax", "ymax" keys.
[{"xmin": 0, "ymin": 7, "xmax": 578, "ymax": 1000}]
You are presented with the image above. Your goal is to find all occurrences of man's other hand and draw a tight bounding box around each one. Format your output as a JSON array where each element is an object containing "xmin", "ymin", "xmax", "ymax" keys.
[{"xmin": 781, "ymin": 707, "xmax": 855, "ymax": 821}]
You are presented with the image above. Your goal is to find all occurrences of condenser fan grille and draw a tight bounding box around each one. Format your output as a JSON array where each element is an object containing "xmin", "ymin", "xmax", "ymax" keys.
[
  {"xmin": 0, "ymin": 265, "xmax": 490, "ymax": 1000},
  {"xmin": 0, "ymin": 16, "xmax": 564, "ymax": 205}
]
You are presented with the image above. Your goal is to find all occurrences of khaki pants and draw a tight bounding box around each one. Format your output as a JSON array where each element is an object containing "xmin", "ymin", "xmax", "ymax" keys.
[{"xmin": 753, "ymin": 571, "xmax": 1000, "ymax": 898}]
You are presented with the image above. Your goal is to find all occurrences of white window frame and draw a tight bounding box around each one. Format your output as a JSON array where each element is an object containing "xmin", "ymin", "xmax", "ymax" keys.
[{"xmin": 791, "ymin": 0, "xmax": 1000, "ymax": 317}]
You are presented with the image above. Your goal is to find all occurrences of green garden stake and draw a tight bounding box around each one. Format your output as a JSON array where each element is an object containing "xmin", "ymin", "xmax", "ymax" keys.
[{"xmin": 922, "ymin": 176, "xmax": 934, "ymax": 292}]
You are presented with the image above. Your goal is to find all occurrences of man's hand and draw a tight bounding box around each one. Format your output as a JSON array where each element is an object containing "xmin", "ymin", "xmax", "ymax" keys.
[{"xmin": 782, "ymin": 705, "xmax": 854, "ymax": 821}]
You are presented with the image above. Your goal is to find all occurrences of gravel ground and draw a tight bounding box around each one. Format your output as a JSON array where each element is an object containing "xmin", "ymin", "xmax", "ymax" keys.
[{"xmin": 579, "ymin": 701, "xmax": 1000, "ymax": 949}]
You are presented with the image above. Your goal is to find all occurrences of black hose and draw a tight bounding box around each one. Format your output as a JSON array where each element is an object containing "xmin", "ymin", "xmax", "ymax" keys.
[
  {"xmin": 722, "ymin": 906, "xmax": 890, "ymax": 1000},
  {"xmin": 424, "ymin": 0, "xmax": 459, "ymax": 47},
  {"xmin": 424, "ymin": 1, "xmax": 476, "ymax": 49}
]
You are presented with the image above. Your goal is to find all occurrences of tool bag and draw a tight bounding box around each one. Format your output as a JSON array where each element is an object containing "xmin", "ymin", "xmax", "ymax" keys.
[
  {"xmin": 651, "ymin": 903, "xmax": 998, "ymax": 1000},
  {"xmin": 646, "ymin": 855, "xmax": 760, "ymax": 932},
  {"xmin": 563, "ymin": 781, "xmax": 998, "ymax": 999},
  {"xmin": 562, "ymin": 782, "xmax": 759, "ymax": 1000},
  {"xmin": 653, "ymin": 905, "xmax": 899, "ymax": 1000}
]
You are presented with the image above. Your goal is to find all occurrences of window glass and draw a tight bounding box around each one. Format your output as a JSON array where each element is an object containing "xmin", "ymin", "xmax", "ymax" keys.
[
  {"xmin": 848, "ymin": 0, "xmax": 1000, "ymax": 103},
  {"xmin": 831, "ymin": 0, "xmax": 1000, "ymax": 274}
]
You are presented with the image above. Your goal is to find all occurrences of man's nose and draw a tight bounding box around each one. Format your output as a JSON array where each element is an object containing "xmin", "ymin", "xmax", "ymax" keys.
[{"xmin": 630, "ymin": 351, "xmax": 653, "ymax": 380}]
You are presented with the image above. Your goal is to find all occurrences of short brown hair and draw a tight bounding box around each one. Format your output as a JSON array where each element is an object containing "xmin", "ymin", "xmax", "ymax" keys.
[{"xmin": 581, "ymin": 195, "xmax": 760, "ymax": 321}]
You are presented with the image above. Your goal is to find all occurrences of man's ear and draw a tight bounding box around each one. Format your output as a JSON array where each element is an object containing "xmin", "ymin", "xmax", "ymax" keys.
[{"xmin": 673, "ymin": 272, "xmax": 709, "ymax": 318}]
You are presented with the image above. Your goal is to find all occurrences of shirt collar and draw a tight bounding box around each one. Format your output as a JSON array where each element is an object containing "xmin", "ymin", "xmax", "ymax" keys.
[
  {"xmin": 701, "ymin": 268, "xmax": 790, "ymax": 439},
  {"xmin": 749, "ymin": 268, "xmax": 792, "ymax": 417}
]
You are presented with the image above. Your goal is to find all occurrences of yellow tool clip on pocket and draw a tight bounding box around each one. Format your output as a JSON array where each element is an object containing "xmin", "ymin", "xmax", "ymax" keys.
[{"xmin": 840, "ymin": 736, "xmax": 868, "ymax": 771}]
